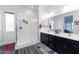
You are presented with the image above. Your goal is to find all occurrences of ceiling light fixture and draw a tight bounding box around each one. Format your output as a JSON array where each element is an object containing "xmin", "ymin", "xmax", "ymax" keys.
[{"xmin": 31, "ymin": 6, "xmax": 34, "ymax": 9}]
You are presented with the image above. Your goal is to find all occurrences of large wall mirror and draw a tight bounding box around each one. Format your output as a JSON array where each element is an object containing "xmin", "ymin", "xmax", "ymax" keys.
[{"xmin": 52, "ymin": 10, "xmax": 79, "ymax": 34}]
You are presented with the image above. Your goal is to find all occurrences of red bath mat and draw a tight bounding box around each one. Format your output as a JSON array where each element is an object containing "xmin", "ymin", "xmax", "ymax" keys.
[{"xmin": 3, "ymin": 43, "xmax": 15, "ymax": 51}]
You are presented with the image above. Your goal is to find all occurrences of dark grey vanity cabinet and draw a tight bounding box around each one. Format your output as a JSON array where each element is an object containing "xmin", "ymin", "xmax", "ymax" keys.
[
  {"xmin": 48, "ymin": 34, "xmax": 56, "ymax": 50},
  {"xmin": 41, "ymin": 33, "xmax": 57, "ymax": 51},
  {"xmin": 55, "ymin": 37, "xmax": 79, "ymax": 54},
  {"xmin": 40, "ymin": 33, "xmax": 79, "ymax": 54},
  {"xmin": 55, "ymin": 37, "xmax": 67, "ymax": 53},
  {"xmin": 41, "ymin": 33, "xmax": 49, "ymax": 46},
  {"xmin": 65, "ymin": 39, "xmax": 79, "ymax": 54}
]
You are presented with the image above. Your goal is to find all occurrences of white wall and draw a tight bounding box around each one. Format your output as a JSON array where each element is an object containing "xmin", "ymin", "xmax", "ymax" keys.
[{"xmin": 0, "ymin": 5, "xmax": 39, "ymax": 49}]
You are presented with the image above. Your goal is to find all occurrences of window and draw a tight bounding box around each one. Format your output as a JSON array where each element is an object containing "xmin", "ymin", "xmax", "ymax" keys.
[{"xmin": 5, "ymin": 12, "xmax": 15, "ymax": 32}]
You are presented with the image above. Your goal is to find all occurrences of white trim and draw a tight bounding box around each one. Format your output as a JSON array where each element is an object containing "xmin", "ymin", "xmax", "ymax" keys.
[{"xmin": 15, "ymin": 41, "xmax": 40, "ymax": 50}]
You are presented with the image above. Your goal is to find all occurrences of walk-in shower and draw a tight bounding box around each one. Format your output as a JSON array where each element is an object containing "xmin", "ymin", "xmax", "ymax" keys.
[{"xmin": 0, "ymin": 5, "xmax": 39, "ymax": 54}]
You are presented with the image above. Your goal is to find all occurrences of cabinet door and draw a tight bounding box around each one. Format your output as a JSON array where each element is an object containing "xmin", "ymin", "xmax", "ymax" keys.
[
  {"xmin": 55, "ymin": 37, "xmax": 68, "ymax": 53},
  {"xmin": 73, "ymin": 41, "xmax": 79, "ymax": 53},
  {"xmin": 41, "ymin": 33, "xmax": 45, "ymax": 43},
  {"xmin": 66, "ymin": 40, "xmax": 79, "ymax": 54},
  {"xmin": 72, "ymin": 44, "xmax": 79, "ymax": 54},
  {"xmin": 41, "ymin": 33, "xmax": 49, "ymax": 46},
  {"xmin": 48, "ymin": 35, "xmax": 56, "ymax": 50}
]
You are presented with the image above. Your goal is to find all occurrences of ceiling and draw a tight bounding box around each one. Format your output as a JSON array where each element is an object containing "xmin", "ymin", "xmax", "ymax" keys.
[
  {"xmin": 39, "ymin": 5, "xmax": 65, "ymax": 14},
  {"xmin": 39, "ymin": 5, "xmax": 65, "ymax": 19},
  {"xmin": 0, "ymin": 5, "xmax": 79, "ymax": 20},
  {"xmin": 39, "ymin": 5, "xmax": 79, "ymax": 19},
  {"xmin": 17, "ymin": 5, "xmax": 38, "ymax": 12}
]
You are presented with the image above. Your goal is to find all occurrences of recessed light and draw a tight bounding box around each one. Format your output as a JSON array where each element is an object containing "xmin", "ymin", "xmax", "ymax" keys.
[
  {"xmin": 26, "ymin": 10, "xmax": 32, "ymax": 14},
  {"xmin": 31, "ymin": 6, "xmax": 34, "ymax": 9}
]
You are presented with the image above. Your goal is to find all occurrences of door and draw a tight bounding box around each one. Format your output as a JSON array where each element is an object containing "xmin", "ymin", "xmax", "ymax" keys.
[
  {"xmin": 1, "ymin": 12, "xmax": 16, "ymax": 53},
  {"xmin": 2, "ymin": 12, "xmax": 16, "ymax": 45},
  {"xmin": 0, "ymin": 12, "xmax": 16, "ymax": 54}
]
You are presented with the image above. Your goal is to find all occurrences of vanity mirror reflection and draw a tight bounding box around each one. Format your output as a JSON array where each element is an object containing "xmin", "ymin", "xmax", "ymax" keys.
[
  {"xmin": 64, "ymin": 15, "xmax": 73, "ymax": 33},
  {"xmin": 52, "ymin": 10, "xmax": 79, "ymax": 34}
]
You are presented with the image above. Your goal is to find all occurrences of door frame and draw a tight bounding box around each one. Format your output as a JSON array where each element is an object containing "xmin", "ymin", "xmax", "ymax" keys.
[{"xmin": 2, "ymin": 11, "xmax": 17, "ymax": 45}]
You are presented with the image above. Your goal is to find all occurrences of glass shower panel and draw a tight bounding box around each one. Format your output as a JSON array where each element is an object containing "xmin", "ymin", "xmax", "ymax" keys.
[
  {"xmin": 0, "ymin": 12, "xmax": 15, "ymax": 54},
  {"xmin": 0, "ymin": 14, "xmax": 3, "ymax": 53},
  {"xmin": 3, "ymin": 12, "xmax": 15, "ymax": 54},
  {"xmin": 0, "ymin": 14, "xmax": 2, "ymax": 45}
]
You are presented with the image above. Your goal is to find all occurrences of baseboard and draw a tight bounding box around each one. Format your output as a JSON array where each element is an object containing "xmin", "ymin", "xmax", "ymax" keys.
[{"xmin": 15, "ymin": 41, "xmax": 40, "ymax": 50}]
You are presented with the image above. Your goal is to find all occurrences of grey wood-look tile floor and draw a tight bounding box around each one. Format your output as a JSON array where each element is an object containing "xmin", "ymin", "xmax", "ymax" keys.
[{"xmin": 15, "ymin": 43, "xmax": 57, "ymax": 54}]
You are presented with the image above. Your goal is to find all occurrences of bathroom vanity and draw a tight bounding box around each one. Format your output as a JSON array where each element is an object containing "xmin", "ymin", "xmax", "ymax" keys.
[
  {"xmin": 40, "ymin": 30, "xmax": 79, "ymax": 54},
  {"xmin": 40, "ymin": 9, "xmax": 79, "ymax": 54}
]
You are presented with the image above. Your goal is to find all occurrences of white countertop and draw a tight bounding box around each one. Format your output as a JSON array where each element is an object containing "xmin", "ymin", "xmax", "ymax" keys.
[{"xmin": 40, "ymin": 28, "xmax": 79, "ymax": 41}]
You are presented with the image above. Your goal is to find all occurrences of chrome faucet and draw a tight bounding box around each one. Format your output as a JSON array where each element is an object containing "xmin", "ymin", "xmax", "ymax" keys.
[
  {"xmin": 69, "ymin": 32, "xmax": 71, "ymax": 37},
  {"xmin": 69, "ymin": 33, "xmax": 71, "ymax": 37}
]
